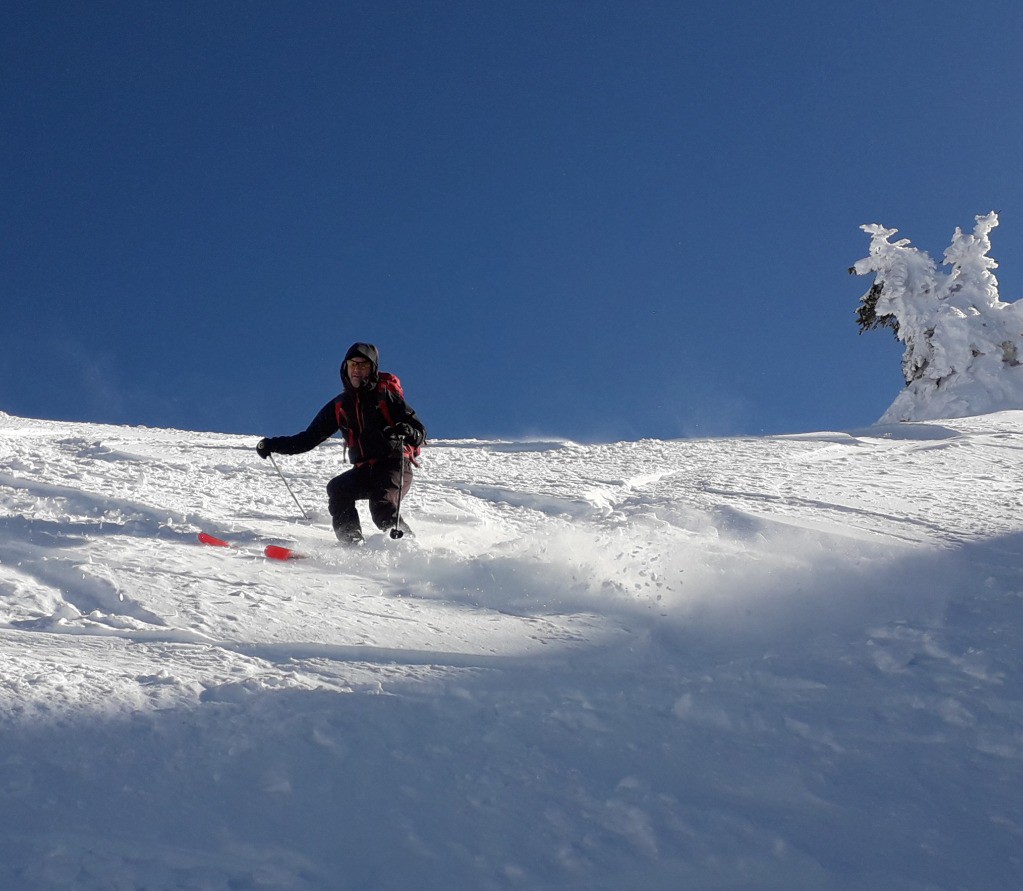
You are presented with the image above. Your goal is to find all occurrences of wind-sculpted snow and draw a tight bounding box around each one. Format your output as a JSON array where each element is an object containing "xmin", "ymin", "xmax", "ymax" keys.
[
  {"xmin": 2, "ymin": 411, "xmax": 1023, "ymax": 888},
  {"xmin": 853, "ymin": 212, "xmax": 1023, "ymax": 423}
]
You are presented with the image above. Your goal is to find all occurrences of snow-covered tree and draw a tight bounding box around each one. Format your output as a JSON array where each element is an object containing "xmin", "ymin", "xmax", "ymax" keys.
[{"xmin": 851, "ymin": 212, "xmax": 1023, "ymax": 423}]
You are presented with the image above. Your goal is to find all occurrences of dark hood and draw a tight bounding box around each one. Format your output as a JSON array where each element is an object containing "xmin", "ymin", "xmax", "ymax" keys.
[{"xmin": 340, "ymin": 342, "xmax": 380, "ymax": 389}]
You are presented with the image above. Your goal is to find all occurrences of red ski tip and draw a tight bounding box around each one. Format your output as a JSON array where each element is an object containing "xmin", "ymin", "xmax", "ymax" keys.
[
  {"xmin": 264, "ymin": 545, "xmax": 303, "ymax": 561},
  {"xmin": 198, "ymin": 532, "xmax": 230, "ymax": 547}
]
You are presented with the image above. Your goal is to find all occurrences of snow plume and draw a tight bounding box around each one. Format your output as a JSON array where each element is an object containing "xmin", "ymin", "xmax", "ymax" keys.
[{"xmin": 852, "ymin": 211, "xmax": 1023, "ymax": 422}]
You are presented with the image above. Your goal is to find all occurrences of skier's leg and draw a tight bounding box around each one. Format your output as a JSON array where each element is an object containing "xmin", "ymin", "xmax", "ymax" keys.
[
  {"xmin": 326, "ymin": 469, "xmax": 369, "ymax": 544},
  {"xmin": 368, "ymin": 461, "xmax": 413, "ymax": 535}
]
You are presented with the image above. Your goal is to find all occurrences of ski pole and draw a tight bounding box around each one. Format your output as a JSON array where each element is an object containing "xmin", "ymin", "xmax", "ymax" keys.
[
  {"xmin": 267, "ymin": 453, "xmax": 310, "ymax": 521},
  {"xmin": 390, "ymin": 436, "xmax": 406, "ymax": 539}
]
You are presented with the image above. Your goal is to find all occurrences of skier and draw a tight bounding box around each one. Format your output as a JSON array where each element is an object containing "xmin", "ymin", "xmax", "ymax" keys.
[{"xmin": 256, "ymin": 342, "xmax": 426, "ymax": 544}]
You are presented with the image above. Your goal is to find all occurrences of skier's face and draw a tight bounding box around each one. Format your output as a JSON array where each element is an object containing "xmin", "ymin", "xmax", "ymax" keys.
[{"xmin": 346, "ymin": 357, "xmax": 373, "ymax": 389}]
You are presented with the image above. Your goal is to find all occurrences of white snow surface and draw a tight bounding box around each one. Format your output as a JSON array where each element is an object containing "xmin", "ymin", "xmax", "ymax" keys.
[{"xmin": 2, "ymin": 409, "xmax": 1023, "ymax": 889}]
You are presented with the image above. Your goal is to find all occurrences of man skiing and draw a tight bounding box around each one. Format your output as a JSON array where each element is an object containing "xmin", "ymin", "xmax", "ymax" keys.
[{"xmin": 256, "ymin": 342, "xmax": 426, "ymax": 544}]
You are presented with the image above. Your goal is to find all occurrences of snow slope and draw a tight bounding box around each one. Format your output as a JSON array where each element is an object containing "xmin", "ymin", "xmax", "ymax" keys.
[{"xmin": 2, "ymin": 410, "xmax": 1023, "ymax": 889}]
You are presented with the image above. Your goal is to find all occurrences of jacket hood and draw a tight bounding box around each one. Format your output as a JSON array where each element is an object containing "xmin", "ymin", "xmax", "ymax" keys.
[{"xmin": 340, "ymin": 342, "xmax": 380, "ymax": 389}]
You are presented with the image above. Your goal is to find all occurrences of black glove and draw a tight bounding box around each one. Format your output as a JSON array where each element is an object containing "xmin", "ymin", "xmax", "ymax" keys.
[
  {"xmin": 390, "ymin": 422, "xmax": 415, "ymax": 441},
  {"xmin": 385, "ymin": 422, "xmax": 416, "ymax": 443},
  {"xmin": 385, "ymin": 423, "xmax": 415, "ymax": 454},
  {"xmin": 256, "ymin": 438, "xmax": 272, "ymax": 460}
]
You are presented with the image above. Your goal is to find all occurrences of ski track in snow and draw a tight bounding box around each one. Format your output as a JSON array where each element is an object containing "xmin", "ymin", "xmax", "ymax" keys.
[{"xmin": 2, "ymin": 411, "xmax": 1023, "ymax": 888}]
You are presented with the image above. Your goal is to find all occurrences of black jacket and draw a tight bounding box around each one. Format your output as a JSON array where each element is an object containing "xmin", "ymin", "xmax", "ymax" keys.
[{"xmin": 264, "ymin": 343, "xmax": 426, "ymax": 466}]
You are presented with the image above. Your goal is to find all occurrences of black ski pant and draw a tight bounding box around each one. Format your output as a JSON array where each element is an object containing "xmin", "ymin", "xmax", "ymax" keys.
[{"xmin": 326, "ymin": 460, "xmax": 412, "ymax": 540}]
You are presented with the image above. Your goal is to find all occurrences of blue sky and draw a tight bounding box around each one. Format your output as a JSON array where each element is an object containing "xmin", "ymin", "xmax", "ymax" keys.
[{"xmin": 4, "ymin": 1, "xmax": 1023, "ymax": 442}]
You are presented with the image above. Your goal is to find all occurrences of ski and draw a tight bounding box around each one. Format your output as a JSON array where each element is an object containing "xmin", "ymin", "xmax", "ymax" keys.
[{"xmin": 197, "ymin": 531, "xmax": 306, "ymax": 561}]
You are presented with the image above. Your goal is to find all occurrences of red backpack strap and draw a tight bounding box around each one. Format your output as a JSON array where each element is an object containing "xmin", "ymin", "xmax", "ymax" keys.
[
  {"xmin": 335, "ymin": 400, "xmax": 355, "ymax": 461},
  {"xmin": 376, "ymin": 377, "xmax": 421, "ymax": 465}
]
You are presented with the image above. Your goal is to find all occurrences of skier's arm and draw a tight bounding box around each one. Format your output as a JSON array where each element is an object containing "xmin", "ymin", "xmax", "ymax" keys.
[
  {"xmin": 258, "ymin": 399, "xmax": 340, "ymax": 457},
  {"xmin": 386, "ymin": 394, "xmax": 426, "ymax": 447}
]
